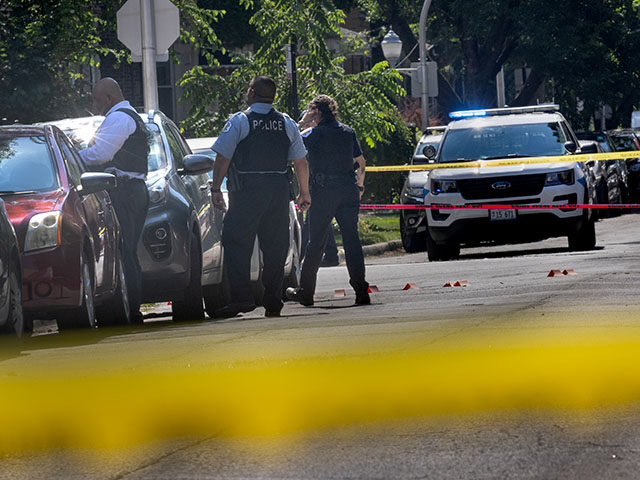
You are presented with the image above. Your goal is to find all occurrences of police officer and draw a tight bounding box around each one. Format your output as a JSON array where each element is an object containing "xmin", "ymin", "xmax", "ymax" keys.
[
  {"xmin": 79, "ymin": 77, "xmax": 150, "ymax": 323},
  {"xmin": 286, "ymin": 94, "xmax": 370, "ymax": 306},
  {"xmin": 210, "ymin": 76, "xmax": 310, "ymax": 318}
]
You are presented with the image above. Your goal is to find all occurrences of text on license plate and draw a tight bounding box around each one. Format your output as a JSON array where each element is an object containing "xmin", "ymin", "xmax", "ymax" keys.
[{"xmin": 489, "ymin": 209, "xmax": 516, "ymax": 221}]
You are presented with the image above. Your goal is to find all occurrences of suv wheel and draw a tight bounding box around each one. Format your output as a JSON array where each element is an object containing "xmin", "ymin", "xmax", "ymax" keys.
[
  {"xmin": 426, "ymin": 232, "xmax": 459, "ymax": 262},
  {"xmin": 97, "ymin": 252, "xmax": 131, "ymax": 326},
  {"xmin": 400, "ymin": 215, "xmax": 427, "ymax": 253},
  {"xmin": 172, "ymin": 232, "xmax": 204, "ymax": 322},
  {"xmin": 568, "ymin": 217, "xmax": 596, "ymax": 251}
]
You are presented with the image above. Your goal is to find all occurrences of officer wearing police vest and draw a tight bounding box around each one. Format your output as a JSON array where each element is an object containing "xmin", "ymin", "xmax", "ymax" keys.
[
  {"xmin": 287, "ymin": 94, "xmax": 370, "ymax": 307},
  {"xmin": 79, "ymin": 77, "xmax": 150, "ymax": 323},
  {"xmin": 210, "ymin": 76, "xmax": 310, "ymax": 318}
]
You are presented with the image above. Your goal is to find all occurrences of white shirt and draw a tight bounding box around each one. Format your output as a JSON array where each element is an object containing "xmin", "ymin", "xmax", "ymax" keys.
[{"xmin": 79, "ymin": 101, "xmax": 145, "ymax": 180}]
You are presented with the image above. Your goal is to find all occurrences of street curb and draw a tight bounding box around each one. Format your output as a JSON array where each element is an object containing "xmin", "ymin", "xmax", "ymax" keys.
[{"xmin": 337, "ymin": 239, "xmax": 403, "ymax": 263}]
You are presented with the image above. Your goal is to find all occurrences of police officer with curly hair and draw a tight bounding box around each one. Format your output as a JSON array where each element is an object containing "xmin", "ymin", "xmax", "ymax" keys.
[
  {"xmin": 209, "ymin": 76, "xmax": 310, "ymax": 318},
  {"xmin": 287, "ymin": 94, "xmax": 370, "ymax": 306}
]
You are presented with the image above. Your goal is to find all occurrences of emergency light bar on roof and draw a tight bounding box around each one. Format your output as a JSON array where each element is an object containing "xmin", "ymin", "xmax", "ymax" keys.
[{"xmin": 449, "ymin": 104, "xmax": 560, "ymax": 119}]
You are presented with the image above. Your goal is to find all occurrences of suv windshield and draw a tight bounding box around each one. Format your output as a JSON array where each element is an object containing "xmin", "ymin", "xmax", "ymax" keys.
[
  {"xmin": 62, "ymin": 121, "xmax": 168, "ymax": 173},
  {"xmin": 0, "ymin": 135, "xmax": 59, "ymax": 193},
  {"xmin": 439, "ymin": 122, "xmax": 568, "ymax": 163}
]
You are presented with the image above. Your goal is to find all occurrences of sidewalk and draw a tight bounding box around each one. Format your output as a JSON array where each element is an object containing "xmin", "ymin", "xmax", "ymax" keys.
[{"xmin": 337, "ymin": 239, "xmax": 403, "ymax": 263}]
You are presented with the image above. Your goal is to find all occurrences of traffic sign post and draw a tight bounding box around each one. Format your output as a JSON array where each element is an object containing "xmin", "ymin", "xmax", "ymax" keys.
[{"xmin": 117, "ymin": 0, "xmax": 180, "ymax": 112}]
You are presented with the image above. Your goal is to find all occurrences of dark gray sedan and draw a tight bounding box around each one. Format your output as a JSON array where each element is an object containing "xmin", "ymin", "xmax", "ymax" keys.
[{"xmin": 0, "ymin": 198, "xmax": 23, "ymax": 338}]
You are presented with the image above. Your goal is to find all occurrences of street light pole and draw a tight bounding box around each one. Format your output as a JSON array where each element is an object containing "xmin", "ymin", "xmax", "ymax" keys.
[{"xmin": 419, "ymin": 0, "xmax": 433, "ymax": 129}]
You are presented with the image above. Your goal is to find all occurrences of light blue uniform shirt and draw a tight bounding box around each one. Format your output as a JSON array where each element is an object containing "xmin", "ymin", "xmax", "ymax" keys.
[{"xmin": 212, "ymin": 103, "xmax": 307, "ymax": 161}]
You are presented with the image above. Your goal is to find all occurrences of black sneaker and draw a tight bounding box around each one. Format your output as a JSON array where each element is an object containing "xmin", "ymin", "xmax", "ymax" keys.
[
  {"xmin": 285, "ymin": 287, "xmax": 314, "ymax": 306},
  {"xmin": 355, "ymin": 292, "xmax": 371, "ymax": 305},
  {"xmin": 214, "ymin": 302, "xmax": 256, "ymax": 319},
  {"xmin": 320, "ymin": 257, "xmax": 339, "ymax": 267}
]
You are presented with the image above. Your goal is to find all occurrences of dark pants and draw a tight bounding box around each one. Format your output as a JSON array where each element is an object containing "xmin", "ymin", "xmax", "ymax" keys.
[
  {"xmin": 222, "ymin": 175, "xmax": 290, "ymax": 312},
  {"xmin": 301, "ymin": 212, "xmax": 338, "ymax": 262},
  {"xmin": 300, "ymin": 181, "xmax": 368, "ymax": 297},
  {"xmin": 109, "ymin": 179, "xmax": 149, "ymax": 315}
]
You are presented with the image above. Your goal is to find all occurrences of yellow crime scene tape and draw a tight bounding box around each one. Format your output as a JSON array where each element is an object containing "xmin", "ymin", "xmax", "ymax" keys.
[
  {"xmin": 365, "ymin": 150, "xmax": 640, "ymax": 172},
  {"xmin": 3, "ymin": 312, "xmax": 640, "ymax": 454}
]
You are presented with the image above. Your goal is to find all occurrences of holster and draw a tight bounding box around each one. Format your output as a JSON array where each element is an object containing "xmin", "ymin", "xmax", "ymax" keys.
[{"xmin": 226, "ymin": 163, "xmax": 244, "ymax": 192}]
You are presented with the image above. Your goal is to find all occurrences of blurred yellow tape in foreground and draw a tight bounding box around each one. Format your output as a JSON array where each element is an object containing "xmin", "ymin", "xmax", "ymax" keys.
[
  {"xmin": 366, "ymin": 150, "xmax": 640, "ymax": 172},
  {"xmin": 3, "ymin": 317, "xmax": 640, "ymax": 453}
]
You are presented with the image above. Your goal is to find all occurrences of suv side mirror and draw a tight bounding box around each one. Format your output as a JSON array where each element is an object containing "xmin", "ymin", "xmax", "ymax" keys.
[
  {"xmin": 423, "ymin": 145, "xmax": 437, "ymax": 160},
  {"xmin": 79, "ymin": 172, "xmax": 117, "ymax": 195},
  {"xmin": 180, "ymin": 154, "xmax": 215, "ymax": 176},
  {"xmin": 564, "ymin": 141, "xmax": 577, "ymax": 153},
  {"xmin": 579, "ymin": 142, "xmax": 598, "ymax": 154}
]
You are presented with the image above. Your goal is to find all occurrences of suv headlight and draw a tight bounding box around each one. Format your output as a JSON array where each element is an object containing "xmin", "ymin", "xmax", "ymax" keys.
[
  {"xmin": 431, "ymin": 179, "xmax": 458, "ymax": 194},
  {"xmin": 545, "ymin": 169, "xmax": 574, "ymax": 186},
  {"xmin": 24, "ymin": 211, "xmax": 61, "ymax": 252},
  {"xmin": 148, "ymin": 177, "xmax": 168, "ymax": 204}
]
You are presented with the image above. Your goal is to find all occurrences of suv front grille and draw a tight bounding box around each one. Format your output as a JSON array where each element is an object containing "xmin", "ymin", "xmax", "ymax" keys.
[{"xmin": 457, "ymin": 174, "xmax": 546, "ymax": 200}]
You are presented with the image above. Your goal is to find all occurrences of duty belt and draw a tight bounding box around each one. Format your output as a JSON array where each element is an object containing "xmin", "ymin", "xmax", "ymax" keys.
[{"xmin": 312, "ymin": 172, "xmax": 354, "ymax": 187}]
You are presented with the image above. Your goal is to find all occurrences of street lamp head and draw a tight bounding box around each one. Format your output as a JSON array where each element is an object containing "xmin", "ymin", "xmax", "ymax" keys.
[{"xmin": 381, "ymin": 28, "xmax": 403, "ymax": 67}]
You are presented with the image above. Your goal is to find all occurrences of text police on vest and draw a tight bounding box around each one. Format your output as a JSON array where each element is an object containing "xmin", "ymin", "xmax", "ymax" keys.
[{"xmin": 253, "ymin": 119, "xmax": 284, "ymax": 131}]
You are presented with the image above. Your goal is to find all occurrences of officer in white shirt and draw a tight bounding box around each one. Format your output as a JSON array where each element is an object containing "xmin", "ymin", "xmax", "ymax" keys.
[{"xmin": 79, "ymin": 77, "xmax": 150, "ymax": 324}]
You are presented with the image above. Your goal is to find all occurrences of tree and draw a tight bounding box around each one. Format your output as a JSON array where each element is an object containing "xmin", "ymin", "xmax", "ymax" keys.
[{"xmin": 180, "ymin": 0, "xmax": 412, "ymax": 152}]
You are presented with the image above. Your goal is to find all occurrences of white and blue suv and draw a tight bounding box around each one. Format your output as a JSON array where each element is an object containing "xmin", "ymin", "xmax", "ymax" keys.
[{"xmin": 423, "ymin": 104, "xmax": 597, "ymax": 261}]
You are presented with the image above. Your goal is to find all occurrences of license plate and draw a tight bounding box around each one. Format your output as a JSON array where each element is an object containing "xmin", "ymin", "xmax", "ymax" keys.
[{"xmin": 489, "ymin": 209, "xmax": 516, "ymax": 221}]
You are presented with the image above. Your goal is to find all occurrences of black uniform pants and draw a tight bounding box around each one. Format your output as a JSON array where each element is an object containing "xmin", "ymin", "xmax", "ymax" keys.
[
  {"xmin": 109, "ymin": 179, "xmax": 149, "ymax": 315},
  {"xmin": 301, "ymin": 212, "xmax": 338, "ymax": 262},
  {"xmin": 222, "ymin": 175, "xmax": 290, "ymax": 312},
  {"xmin": 300, "ymin": 181, "xmax": 368, "ymax": 297}
]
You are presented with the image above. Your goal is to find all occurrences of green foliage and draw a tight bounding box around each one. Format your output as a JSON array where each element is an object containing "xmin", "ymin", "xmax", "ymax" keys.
[{"xmin": 179, "ymin": 0, "xmax": 414, "ymax": 159}]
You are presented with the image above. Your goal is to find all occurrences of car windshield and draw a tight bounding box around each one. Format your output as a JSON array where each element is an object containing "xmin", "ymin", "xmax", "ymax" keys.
[
  {"xmin": 610, "ymin": 135, "xmax": 639, "ymax": 152},
  {"xmin": 439, "ymin": 122, "xmax": 568, "ymax": 163},
  {"xmin": 0, "ymin": 135, "xmax": 59, "ymax": 193},
  {"xmin": 63, "ymin": 121, "xmax": 168, "ymax": 173}
]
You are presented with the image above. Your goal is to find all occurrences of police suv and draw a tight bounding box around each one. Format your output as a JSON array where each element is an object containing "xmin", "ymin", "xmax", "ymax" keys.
[{"xmin": 423, "ymin": 104, "xmax": 597, "ymax": 261}]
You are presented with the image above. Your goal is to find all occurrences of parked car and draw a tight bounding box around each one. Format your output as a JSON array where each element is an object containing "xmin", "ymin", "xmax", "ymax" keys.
[
  {"xmin": 577, "ymin": 139, "xmax": 622, "ymax": 218},
  {"xmin": 399, "ymin": 126, "xmax": 446, "ymax": 253},
  {"xmin": 0, "ymin": 198, "xmax": 23, "ymax": 338},
  {"xmin": 576, "ymin": 130, "xmax": 628, "ymax": 204},
  {"xmin": 608, "ymin": 128, "xmax": 640, "ymax": 200},
  {"xmin": 47, "ymin": 113, "xmax": 221, "ymax": 321},
  {"xmin": 186, "ymin": 136, "xmax": 302, "ymax": 310},
  {"xmin": 422, "ymin": 104, "xmax": 597, "ymax": 261},
  {"xmin": 0, "ymin": 125, "xmax": 128, "ymax": 329}
]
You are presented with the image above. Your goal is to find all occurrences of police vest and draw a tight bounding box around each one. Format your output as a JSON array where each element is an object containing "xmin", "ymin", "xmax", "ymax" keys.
[
  {"xmin": 305, "ymin": 120, "xmax": 355, "ymax": 175},
  {"xmin": 232, "ymin": 108, "xmax": 290, "ymax": 173},
  {"xmin": 107, "ymin": 108, "xmax": 149, "ymax": 176}
]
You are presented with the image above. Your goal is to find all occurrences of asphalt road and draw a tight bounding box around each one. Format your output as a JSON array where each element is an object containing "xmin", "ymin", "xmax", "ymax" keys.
[{"xmin": 3, "ymin": 213, "xmax": 640, "ymax": 479}]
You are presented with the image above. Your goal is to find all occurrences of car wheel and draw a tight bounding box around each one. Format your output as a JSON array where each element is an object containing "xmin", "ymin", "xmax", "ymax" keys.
[
  {"xmin": 426, "ymin": 231, "xmax": 459, "ymax": 262},
  {"xmin": 400, "ymin": 215, "xmax": 427, "ymax": 253},
  {"xmin": 203, "ymin": 263, "xmax": 230, "ymax": 319},
  {"xmin": 568, "ymin": 216, "xmax": 596, "ymax": 251},
  {"xmin": 59, "ymin": 251, "xmax": 96, "ymax": 329},
  {"xmin": 172, "ymin": 232, "xmax": 204, "ymax": 322},
  {"xmin": 2, "ymin": 260, "xmax": 24, "ymax": 339},
  {"xmin": 97, "ymin": 253, "xmax": 131, "ymax": 326}
]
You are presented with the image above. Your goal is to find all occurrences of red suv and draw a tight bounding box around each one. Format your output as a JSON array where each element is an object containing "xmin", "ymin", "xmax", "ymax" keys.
[{"xmin": 0, "ymin": 125, "xmax": 129, "ymax": 329}]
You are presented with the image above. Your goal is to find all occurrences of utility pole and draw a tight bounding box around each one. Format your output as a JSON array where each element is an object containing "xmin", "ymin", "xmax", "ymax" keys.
[
  {"xmin": 290, "ymin": 35, "xmax": 299, "ymax": 120},
  {"xmin": 419, "ymin": 0, "xmax": 433, "ymax": 129}
]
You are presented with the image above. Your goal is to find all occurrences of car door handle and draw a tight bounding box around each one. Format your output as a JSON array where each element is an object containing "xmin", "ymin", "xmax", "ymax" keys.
[{"xmin": 200, "ymin": 184, "xmax": 209, "ymax": 191}]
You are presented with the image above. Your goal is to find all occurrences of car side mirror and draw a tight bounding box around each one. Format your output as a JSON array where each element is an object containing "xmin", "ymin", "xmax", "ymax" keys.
[
  {"xmin": 180, "ymin": 154, "xmax": 215, "ymax": 176},
  {"xmin": 564, "ymin": 141, "xmax": 577, "ymax": 153},
  {"xmin": 579, "ymin": 142, "xmax": 598, "ymax": 154},
  {"xmin": 79, "ymin": 172, "xmax": 117, "ymax": 195},
  {"xmin": 423, "ymin": 145, "xmax": 437, "ymax": 160}
]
